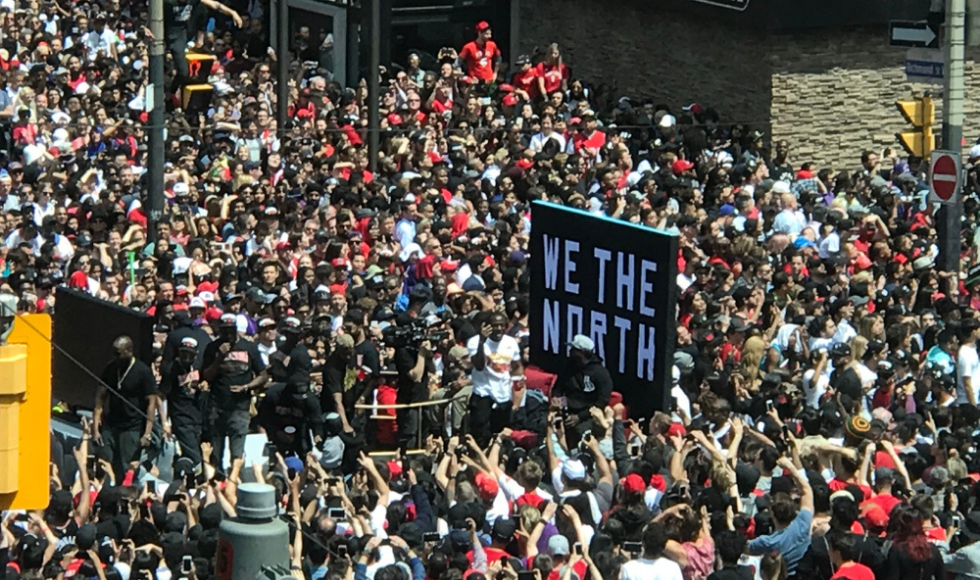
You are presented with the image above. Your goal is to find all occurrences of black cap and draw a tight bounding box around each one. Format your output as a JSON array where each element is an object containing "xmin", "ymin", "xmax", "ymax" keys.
[{"xmin": 76, "ymin": 523, "xmax": 98, "ymax": 550}]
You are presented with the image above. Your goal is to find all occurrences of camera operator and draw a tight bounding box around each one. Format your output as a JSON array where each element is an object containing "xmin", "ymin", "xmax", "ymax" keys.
[
  {"xmin": 258, "ymin": 369, "xmax": 323, "ymax": 457},
  {"xmin": 392, "ymin": 319, "xmax": 439, "ymax": 450},
  {"xmin": 467, "ymin": 311, "xmax": 522, "ymax": 447}
]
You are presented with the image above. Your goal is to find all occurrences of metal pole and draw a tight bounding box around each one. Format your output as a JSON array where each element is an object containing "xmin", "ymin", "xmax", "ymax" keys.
[
  {"xmin": 147, "ymin": 0, "xmax": 165, "ymax": 243},
  {"xmin": 367, "ymin": 0, "xmax": 380, "ymax": 174},
  {"xmin": 277, "ymin": 0, "xmax": 289, "ymax": 137},
  {"xmin": 939, "ymin": 0, "xmax": 966, "ymax": 273}
]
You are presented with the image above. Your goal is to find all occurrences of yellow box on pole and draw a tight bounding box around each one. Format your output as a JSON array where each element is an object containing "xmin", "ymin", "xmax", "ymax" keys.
[
  {"xmin": 0, "ymin": 314, "xmax": 52, "ymax": 511},
  {"xmin": 897, "ymin": 96, "xmax": 936, "ymax": 159}
]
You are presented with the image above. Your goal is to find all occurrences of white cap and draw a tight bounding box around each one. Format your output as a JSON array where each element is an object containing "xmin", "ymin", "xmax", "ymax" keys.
[
  {"xmin": 189, "ymin": 297, "xmax": 206, "ymax": 309},
  {"xmin": 658, "ymin": 114, "xmax": 676, "ymax": 128},
  {"xmin": 172, "ymin": 181, "xmax": 190, "ymax": 196},
  {"xmin": 970, "ymin": 144, "xmax": 980, "ymax": 159},
  {"xmin": 570, "ymin": 334, "xmax": 595, "ymax": 352},
  {"xmin": 561, "ymin": 459, "xmax": 587, "ymax": 480},
  {"xmin": 772, "ymin": 180, "xmax": 791, "ymax": 195}
]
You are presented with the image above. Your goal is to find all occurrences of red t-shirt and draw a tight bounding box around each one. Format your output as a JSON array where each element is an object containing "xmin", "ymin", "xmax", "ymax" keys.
[
  {"xmin": 511, "ymin": 68, "xmax": 538, "ymax": 98},
  {"xmin": 862, "ymin": 493, "xmax": 900, "ymax": 516},
  {"xmin": 459, "ymin": 40, "xmax": 501, "ymax": 82},
  {"xmin": 431, "ymin": 94, "xmax": 453, "ymax": 114},
  {"xmin": 831, "ymin": 562, "xmax": 874, "ymax": 580},
  {"xmin": 572, "ymin": 130, "xmax": 606, "ymax": 156},
  {"xmin": 467, "ymin": 547, "xmax": 508, "ymax": 566},
  {"xmin": 535, "ymin": 62, "xmax": 569, "ymax": 94}
]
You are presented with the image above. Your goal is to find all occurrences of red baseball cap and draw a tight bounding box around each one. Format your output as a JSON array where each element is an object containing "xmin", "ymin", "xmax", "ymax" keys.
[
  {"xmin": 622, "ymin": 473, "xmax": 646, "ymax": 494},
  {"xmin": 475, "ymin": 472, "xmax": 499, "ymax": 500},
  {"xmin": 672, "ymin": 159, "xmax": 695, "ymax": 175},
  {"xmin": 475, "ymin": 20, "xmax": 491, "ymax": 32}
]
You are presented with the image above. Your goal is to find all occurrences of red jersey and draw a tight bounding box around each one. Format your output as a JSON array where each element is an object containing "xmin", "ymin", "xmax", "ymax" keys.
[
  {"xmin": 831, "ymin": 563, "xmax": 874, "ymax": 580},
  {"xmin": 459, "ymin": 40, "xmax": 500, "ymax": 82},
  {"xmin": 572, "ymin": 130, "xmax": 606, "ymax": 157},
  {"xmin": 535, "ymin": 62, "xmax": 569, "ymax": 94},
  {"xmin": 511, "ymin": 68, "xmax": 538, "ymax": 98},
  {"xmin": 862, "ymin": 493, "xmax": 900, "ymax": 516}
]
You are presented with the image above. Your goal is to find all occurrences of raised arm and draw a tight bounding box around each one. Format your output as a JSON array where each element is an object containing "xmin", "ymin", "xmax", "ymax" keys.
[{"xmin": 778, "ymin": 456, "xmax": 813, "ymax": 513}]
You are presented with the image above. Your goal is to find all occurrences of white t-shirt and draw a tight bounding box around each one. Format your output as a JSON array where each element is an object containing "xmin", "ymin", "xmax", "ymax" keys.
[
  {"xmin": 957, "ymin": 344, "xmax": 980, "ymax": 405},
  {"xmin": 466, "ymin": 334, "xmax": 521, "ymax": 403},
  {"xmin": 620, "ymin": 557, "xmax": 683, "ymax": 580},
  {"xmin": 803, "ymin": 369, "xmax": 830, "ymax": 409}
]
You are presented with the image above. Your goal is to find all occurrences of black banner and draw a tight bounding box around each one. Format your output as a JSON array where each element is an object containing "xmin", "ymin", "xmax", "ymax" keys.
[
  {"xmin": 528, "ymin": 201, "xmax": 679, "ymax": 418},
  {"xmin": 53, "ymin": 288, "xmax": 154, "ymax": 408}
]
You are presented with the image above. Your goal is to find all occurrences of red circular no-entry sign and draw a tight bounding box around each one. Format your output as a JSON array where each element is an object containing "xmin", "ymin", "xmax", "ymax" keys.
[{"xmin": 931, "ymin": 153, "xmax": 959, "ymax": 201}]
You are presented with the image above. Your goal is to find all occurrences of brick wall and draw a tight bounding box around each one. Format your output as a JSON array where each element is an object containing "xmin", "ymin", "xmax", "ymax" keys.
[
  {"xmin": 517, "ymin": 0, "xmax": 771, "ymax": 126},
  {"xmin": 519, "ymin": 0, "xmax": 980, "ymax": 170}
]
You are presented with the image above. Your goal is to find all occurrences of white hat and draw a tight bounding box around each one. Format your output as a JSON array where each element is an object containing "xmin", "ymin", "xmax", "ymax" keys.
[
  {"xmin": 570, "ymin": 334, "xmax": 595, "ymax": 352},
  {"xmin": 189, "ymin": 297, "xmax": 206, "ymax": 309},
  {"xmin": 172, "ymin": 181, "xmax": 190, "ymax": 196},
  {"xmin": 561, "ymin": 459, "xmax": 587, "ymax": 480},
  {"xmin": 970, "ymin": 144, "xmax": 980, "ymax": 160},
  {"xmin": 172, "ymin": 256, "xmax": 193, "ymax": 275},
  {"xmin": 399, "ymin": 242, "xmax": 422, "ymax": 263},
  {"xmin": 772, "ymin": 180, "xmax": 791, "ymax": 195},
  {"xmin": 658, "ymin": 114, "xmax": 676, "ymax": 128}
]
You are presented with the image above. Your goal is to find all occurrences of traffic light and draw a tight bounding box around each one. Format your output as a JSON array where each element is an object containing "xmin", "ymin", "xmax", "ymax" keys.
[
  {"xmin": 0, "ymin": 314, "xmax": 51, "ymax": 511},
  {"xmin": 897, "ymin": 96, "xmax": 936, "ymax": 159}
]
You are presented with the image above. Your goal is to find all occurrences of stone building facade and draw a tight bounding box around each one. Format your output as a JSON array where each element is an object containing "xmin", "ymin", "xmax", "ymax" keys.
[{"xmin": 518, "ymin": 0, "xmax": 980, "ymax": 170}]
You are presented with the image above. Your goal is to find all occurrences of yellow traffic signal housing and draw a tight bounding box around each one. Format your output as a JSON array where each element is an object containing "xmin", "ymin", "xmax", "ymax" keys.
[
  {"xmin": 897, "ymin": 96, "xmax": 936, "ymax": 159},
  {"xmin": 0, "ymin": 314, "xmax": 51, "ymax": 511}
]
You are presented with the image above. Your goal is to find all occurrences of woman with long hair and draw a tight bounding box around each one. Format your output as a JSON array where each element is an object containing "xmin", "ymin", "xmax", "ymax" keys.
[{"xmin": 884, "ymin": 504, "xmax": 944, "ymax": 580}]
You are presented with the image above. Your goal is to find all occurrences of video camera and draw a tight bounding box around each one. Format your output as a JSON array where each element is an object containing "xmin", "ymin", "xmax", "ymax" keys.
[{"xmin": 382, "ymin": 318, "xmax": 449, "ymax": 349}]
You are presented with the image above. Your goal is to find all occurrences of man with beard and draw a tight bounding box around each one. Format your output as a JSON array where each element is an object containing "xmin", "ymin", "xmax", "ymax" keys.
[
  {"xmin": 93, "ymin": 335, "xmax": 160, "ymax": 477},
  {"xmin": 159, "ymin": 337, "xmax": 207, "ymax": 467},
  {"xmin": 466, "ymin": 311, "xmax": 522, "ymax": 447},
  {"xmin": 202, "ymin": 314, "xmax": 268, "ymax": 466},
  {"xmin": 553, "ymin": 334, "xmax": 613, "ymax": 444}
]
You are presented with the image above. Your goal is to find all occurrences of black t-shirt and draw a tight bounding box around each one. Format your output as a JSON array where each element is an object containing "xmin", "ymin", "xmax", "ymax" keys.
[
  {"xmin": 831, "ymin": 366, "xmax": 864, "ymax": 402},
  {"xmin": 100, "ymin": 358, "xmax": 158, "ymax": 431},
  {"xmin": 353, "ymin": 340, "xmax": 380, "ymax": 377},
  {"xmin": 769, "ymin": 161, "xmax": 794, "ymax": 183},
  {"xmin": 321, "ymin": 352, "xmax": 353, "ymax": 412},
  {"xmin": 160, "ymin": 360, "xmax": 204, "ymax": 425},
  {"xmin": 164, "ymin": 0, "xmax": 202, "ymax": 36},
  {"xmin": 202, "ymin": 338, "xmax": 265, "ymax": 411},
  {"xmin": 394, "ymin": 347, "xmax": 429, "ymax": 404},
  {"xmin": 707, "ymin": 566, "xmax": 754, "ymax": 580}
]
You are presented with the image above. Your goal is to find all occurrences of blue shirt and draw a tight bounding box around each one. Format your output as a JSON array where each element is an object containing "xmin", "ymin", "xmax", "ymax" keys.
[{"xmin": 748, "ymin": 508, "xmax": 812, "ymax": 574}]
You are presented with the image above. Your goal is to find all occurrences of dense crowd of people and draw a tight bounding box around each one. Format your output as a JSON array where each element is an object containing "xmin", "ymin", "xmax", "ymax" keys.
[{"xmin": 4, "ymin": 3, "xmax": 980, "ymax": 580}]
